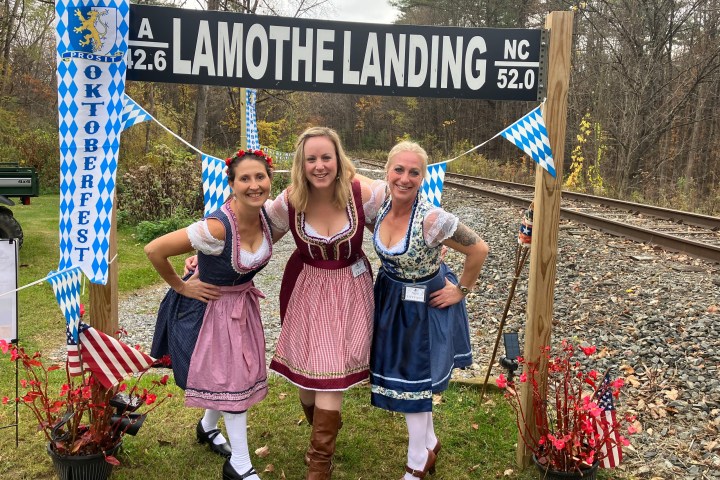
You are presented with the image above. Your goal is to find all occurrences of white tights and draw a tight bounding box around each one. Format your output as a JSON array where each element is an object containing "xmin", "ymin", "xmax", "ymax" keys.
[
  {"xmin": 403, "ymin": 411, "xmax": 437, "ymax": 479},
  {"xmin": 223, "ymin": 411, "xmax": 259, "ymax": 480},
  {"xmin": 201, "ymin": 409, "xmax": 227, "ymax": 445}
]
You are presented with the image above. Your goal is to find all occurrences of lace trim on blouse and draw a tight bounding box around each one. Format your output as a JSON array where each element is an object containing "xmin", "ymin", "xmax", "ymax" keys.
[
  {"xmin": 265, "ymin": 180, "xmax": 387, "ymax": 235},
  {"xmin": 364, "ymin": 179, "xmax": 387, "ymax": 223},
  {"xmin": 240, "ymin": 236, "xmax": 270, "ymax": 265},
  {"xmin": 186, "ymin": 208, "xmax": 273, "ymax": 264},
  {"xmin": 266, "ymin": 192, "xmax": 290, "ymax": 234},
  {"xmin": 424, "ymin": 208, "xmax": 459, "ymax": 248},
  {"xmin": 304, "ymin": 221, "xmax": 351, "ymax": 240},
  {"xmin": 375, "ymin": 207, "xmax": 459, "ymax": 253},
  {"xmin": 187, "ymin": 220, "xmax": 224, "ymax": 255}
]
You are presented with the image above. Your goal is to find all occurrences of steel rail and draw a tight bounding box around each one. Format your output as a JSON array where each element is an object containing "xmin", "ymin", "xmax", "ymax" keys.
[
  {"xmin": 446, "ymin": 172, "xmax": 720, "ymax": 230},
  {"xmin": 445, "ymin": 180, "xmax": 720, "ymax": 264},
  {"xmin": 356, "ymin": 159, "xmax": 720, "ymax": 262}
]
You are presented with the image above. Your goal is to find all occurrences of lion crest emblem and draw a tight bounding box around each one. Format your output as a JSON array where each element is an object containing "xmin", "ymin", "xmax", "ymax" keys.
[{"xmin": 70, "ymin": 7, "xmax": 118, "ymax": 56}]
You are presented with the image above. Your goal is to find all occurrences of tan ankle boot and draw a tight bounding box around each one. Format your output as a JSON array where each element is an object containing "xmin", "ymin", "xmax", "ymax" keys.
[{"xmin": 305, "ymin": 407, "xmax": 342, "ymax": 480}]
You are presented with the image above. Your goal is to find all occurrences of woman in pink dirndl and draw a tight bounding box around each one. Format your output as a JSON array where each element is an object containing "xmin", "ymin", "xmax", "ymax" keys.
[
  {"xmin": 146, "ymin": 150, "xmax": 275, "ymax": 480},
  {"xmin": 266, "ymin": 127, "xmax": 385, "ymax": 479}
]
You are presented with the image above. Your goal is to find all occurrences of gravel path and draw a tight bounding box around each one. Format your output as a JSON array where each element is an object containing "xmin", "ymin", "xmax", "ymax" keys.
[{"xmin": 119, "ymin": 186, "xmax": 720, "ymax": 480}]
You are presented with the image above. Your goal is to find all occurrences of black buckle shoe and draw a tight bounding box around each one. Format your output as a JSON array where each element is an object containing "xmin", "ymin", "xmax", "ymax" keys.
[
  {"xmin": 196, "ymin": 420, "xmax": 232, "ymax": 458},
  {"xmin": 222, "ymin": 460, "xmax": 258, "ymax": 479}
]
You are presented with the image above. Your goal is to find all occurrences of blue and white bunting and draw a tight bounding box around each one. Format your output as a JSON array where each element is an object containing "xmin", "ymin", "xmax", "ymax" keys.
[
  {"xmin": 421, "ymin": 162, "xmax": 447, "ymax": 207},
  {"xmin": 47, "ymin": 267, "xmax": 83, "ymax": 343},
  {"xmin": 246, "ymin": 88, "xmax": 260, "ymax": 150},
  {"xmin": 500, "ymin": 106, "xmax": 556, "ymax": 177},
  {"xmin": 262, "ymin": 146, "xmax": 294, "ymax": 163},
  {"xmin": 201, "ymin": 154, "xmax": 230, "ymax": 216},
  {"xmin": 56, "ymin": 0, "xmax": 129, "ymax": 284},
  {"xmin": 120, "ymin": 94, "xmax": 152, "ymax": 132}
]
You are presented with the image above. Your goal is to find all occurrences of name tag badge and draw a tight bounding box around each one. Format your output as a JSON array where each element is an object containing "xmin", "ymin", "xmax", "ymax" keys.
[
  {"xmin": 351, "ymin": 259, "xmax": 367, "ymax": 278},
  {"xmin": 402, "ymin": 285, "xmax": 427, "ymax": 303}
]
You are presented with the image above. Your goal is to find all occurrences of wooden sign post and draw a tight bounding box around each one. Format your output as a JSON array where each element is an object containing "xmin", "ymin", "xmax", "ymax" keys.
[
  {"xmin": 516, "ymin": 10, "xmax": 573, "ymax": 467},
  {"xmin": 240, "ymin": 88, "xmax": 247, "ymax": 150},
  {"xmin": 88, "ymin": 201, "xmax": 118, "ymax": 335}
]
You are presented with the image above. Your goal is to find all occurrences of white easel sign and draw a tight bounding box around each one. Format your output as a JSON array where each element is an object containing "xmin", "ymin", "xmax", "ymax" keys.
[{"xmin": 0, "ymin": 239, "xmax": 18, "ymax": 342}]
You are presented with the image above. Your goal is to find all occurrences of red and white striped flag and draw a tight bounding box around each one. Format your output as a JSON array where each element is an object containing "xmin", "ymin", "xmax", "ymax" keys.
[
  {"xmin": 67, "ymin": 323, "xmax": 154, "ymax": 389},
  {"xmin": 595, "ymin": 373, "xmax": 622, "ymax": 468}
]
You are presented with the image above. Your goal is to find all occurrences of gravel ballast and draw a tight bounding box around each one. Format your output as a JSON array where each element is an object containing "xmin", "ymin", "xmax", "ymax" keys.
[{"xmin": 118, "ymin": 186, "xmax": 720, "ymax": 479}]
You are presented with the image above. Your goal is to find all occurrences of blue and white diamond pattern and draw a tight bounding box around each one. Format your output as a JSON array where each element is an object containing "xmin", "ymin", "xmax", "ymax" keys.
[
  {"xmin": 202, "ymin": 154, "xmax": 230, "ymax": 216},
  {"xmin": 121, "ymin": 94, "xmax": 152, "ymax": 131},
  {"xmin": 56, "ymin": 0, "xmax": 128, "ymax": 284},
  {"xmin": 48, "ymin": 267, "xmax": 83, "ymax": 343},
  {"xmin": 421, "ymin": 163, "xmax": 447, "ymax": 207},
  {"xmin": 500, "ymin": 106, "xmax": 556, "ymax": 178},
  {"xmin": 246, "ymin": 88, "xmax": 260, "ymax": 150}
]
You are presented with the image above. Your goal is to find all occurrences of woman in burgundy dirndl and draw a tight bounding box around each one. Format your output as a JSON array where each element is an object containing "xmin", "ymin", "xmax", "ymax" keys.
[{"xmin": 266, "ymin": 127, "xmax": 385, "ymax": 479}]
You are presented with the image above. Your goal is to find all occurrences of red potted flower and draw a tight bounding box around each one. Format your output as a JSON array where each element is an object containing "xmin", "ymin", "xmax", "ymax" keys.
[
  {"xmin": 1, "ymin": 338, "xmax": 172, "ymax": 480},
  {"xmin": 496, "ymin": 340, "xmax": 639, "ymax": 479}
]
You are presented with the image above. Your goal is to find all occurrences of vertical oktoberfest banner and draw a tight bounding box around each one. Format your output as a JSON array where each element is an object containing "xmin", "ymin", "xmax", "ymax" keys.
[{"xmin": 55, "ymin": 0, "xmax": 129, "ymax": 284}]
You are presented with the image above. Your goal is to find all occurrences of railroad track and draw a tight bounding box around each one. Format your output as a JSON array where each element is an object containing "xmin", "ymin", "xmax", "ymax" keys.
[{"xmin": 356, "ymin": 159, "xmax": 720, "ymax": 264}]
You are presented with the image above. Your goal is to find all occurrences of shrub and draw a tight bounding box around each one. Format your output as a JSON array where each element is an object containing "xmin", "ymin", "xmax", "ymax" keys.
[
  {"xmin": 18, "ymin": 128, "xmax": 60, "ymax": 192},
  {"xmin": 135, "ymin": 208, "xmax": 195, "ymax": 243},
  {"xmin": 117, "ymin": 143, "xmax": 203, "ymax": 225}
]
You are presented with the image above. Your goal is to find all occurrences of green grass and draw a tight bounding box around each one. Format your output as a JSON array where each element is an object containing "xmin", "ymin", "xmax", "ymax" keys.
[
  {"xmin": 0, "ymin": 194, "xmax": 546, "ymax": 479},
  {"xmin": 1, "ymin": 378, "xmax": 538, "ymax": 479}
]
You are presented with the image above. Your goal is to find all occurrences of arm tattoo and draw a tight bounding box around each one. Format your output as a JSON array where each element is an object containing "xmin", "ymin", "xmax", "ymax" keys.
[{"xmin": 451, "ymin": 223, "xmax": 480, "ymax": 246}]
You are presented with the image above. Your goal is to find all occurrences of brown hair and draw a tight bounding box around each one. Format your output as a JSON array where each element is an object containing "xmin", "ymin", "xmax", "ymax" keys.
[{"xmin": 227, "ymin": 151, "xmax": 273, "ymax": 182}]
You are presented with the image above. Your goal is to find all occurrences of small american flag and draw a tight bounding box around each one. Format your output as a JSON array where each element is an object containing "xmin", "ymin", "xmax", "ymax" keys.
[
  {"xmin": 595, "ymin": 373, "xmax": 622, "ymax": 468},
  {"xmin": 67, "ymin": 323, "xmax": 154, "ymax": 389}
]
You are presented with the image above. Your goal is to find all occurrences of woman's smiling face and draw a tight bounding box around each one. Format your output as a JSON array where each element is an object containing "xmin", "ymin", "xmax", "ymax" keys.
[
  {"xmin": 303, "ymin": 135, "xmax": 338, "ymax": 191},
  {"xmin": 229, "ymin": 157, "xmax": 271, "ymax": 208},
  {"xmin": 386, "ymin": 151, "xmax": 424, "ymax": 202}
]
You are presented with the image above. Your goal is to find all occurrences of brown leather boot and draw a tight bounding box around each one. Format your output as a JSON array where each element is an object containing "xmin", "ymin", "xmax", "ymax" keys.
[
  {"xmin": 305, "ymin": 407, "xmax": 342, "ymax": 480},
  {"xmin": 301, "ymin": 400, "xmax": 315, "ymax": 426}
]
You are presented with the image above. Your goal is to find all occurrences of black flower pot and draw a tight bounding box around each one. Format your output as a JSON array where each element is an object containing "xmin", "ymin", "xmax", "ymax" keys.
[
  {"xmin": 47, "ymin": 441, "xmax": 121, "ymax": 480},
  {"xmin": 532, "ymin": 455, "xmax": 599, "ymax": 480},
  {"xmin": 110, "ymin": 413, "xmax": 146, "ymax": 436},
  {"xmin": 109, "ymin": 392, "xmax": 143, "ymax": 413}
]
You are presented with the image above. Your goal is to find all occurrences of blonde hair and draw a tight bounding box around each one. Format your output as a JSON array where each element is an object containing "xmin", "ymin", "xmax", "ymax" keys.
[
  {"xmin": 288, "ymin": 127, "xmax": 356, "ymax": 211},
  {"xmin": 386, "ymin": 141, "xmax": 429, "ymax": 177}
]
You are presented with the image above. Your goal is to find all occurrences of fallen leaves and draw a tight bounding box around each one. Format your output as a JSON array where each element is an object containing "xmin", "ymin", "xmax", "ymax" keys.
[
  {"xmin": 647, "ymin": 400, "xmax": 669, "ymax": 419},
  {"xmin": 662, "ymin": 388, "xmax": 679, "ymax": 401},
  {"xmin": 255, "ymin": 445, "xmax": 270, "ymax": 457},
  {"xmin": 625, "ymin": 374, "xmax": 642, "ymax": 387}
]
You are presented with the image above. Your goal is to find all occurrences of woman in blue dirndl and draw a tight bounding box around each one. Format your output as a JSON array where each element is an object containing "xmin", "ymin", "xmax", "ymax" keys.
[
  {"xmin": 147, "ymin": 149, "xmax": 276, "ymax": 480},
  {"xmin": 369, "ymin": 141, "xmax": 489, "ymax": 479}
]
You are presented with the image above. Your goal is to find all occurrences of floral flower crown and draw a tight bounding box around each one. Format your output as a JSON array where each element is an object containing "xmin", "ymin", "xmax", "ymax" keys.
[{"xmin": 225, "ymin": 148, "xmax": 273, "ymax": 169}]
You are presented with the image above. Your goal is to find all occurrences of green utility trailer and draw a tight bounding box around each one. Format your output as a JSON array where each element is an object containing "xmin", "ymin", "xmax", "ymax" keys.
[{"xmin": 0, "ymin": 163, "xmax": 40, "ymax": 249}]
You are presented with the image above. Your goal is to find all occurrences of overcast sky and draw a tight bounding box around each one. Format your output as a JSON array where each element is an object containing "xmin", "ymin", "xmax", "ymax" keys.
[{"xmin": 323, "ymin": 0, "xmax": 400, "ymax": 24}]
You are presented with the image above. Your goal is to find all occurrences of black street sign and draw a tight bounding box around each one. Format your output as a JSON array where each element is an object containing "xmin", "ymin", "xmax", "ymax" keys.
[{"xmin": 127, "ymin": 5, "xmax": 547, "ymax": 101}]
